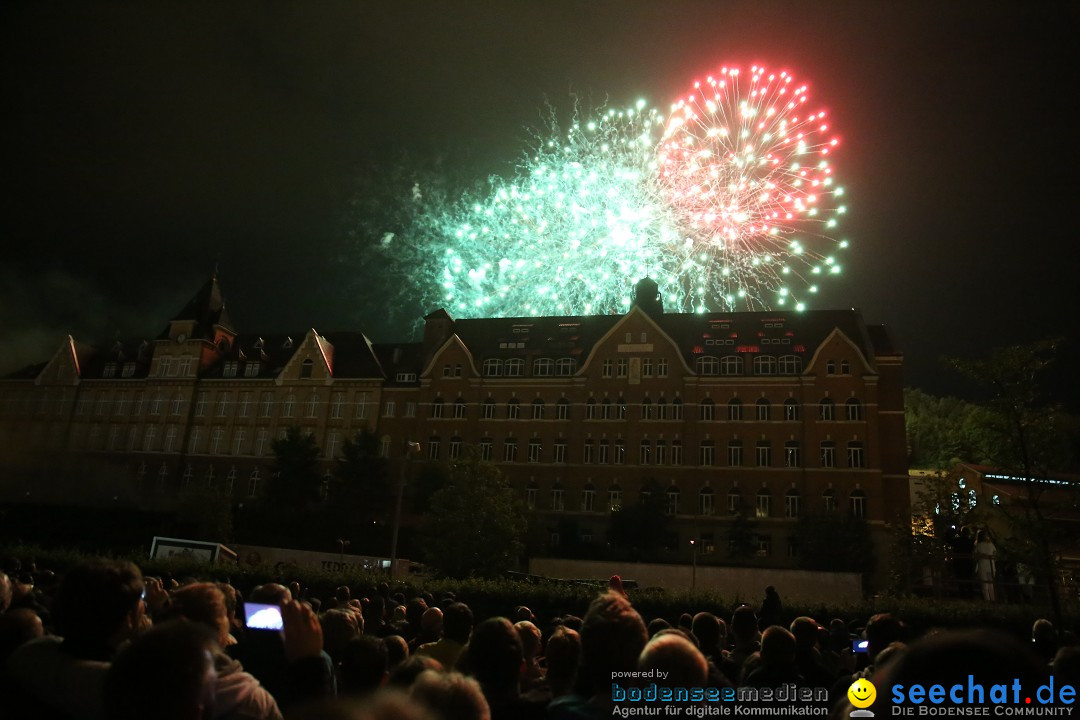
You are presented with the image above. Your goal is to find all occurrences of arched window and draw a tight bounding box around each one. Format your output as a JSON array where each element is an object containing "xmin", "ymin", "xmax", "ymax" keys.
[
  {"xmin": 665, "ymin": 487, "xmax": 680, "ymax": 516},
  {"xmin": 482, "ymin": 398, "xmax": 496, "ymax": 419},
  {"xmin": 756, "ymin": 488, "xmax": 772, "ymax": 518},
  {"xmin": 819, "ymin": 398, "xmax": 835, "ymax": 421},
  {"xmin": 699, "ymin": 487, "xmax": 715, "ymax": 516},
  {"xmin": 784, "ymin": 398, "xmax": 800, "ymax": 421},
  {"xmin": 727, "ymin": 398, "xmax": 743, "ymax": 421},
  {"xmin": 697, "ymin": 356, "xmax": 719, "ymax": 375},
  {"xmin": 778, "ymin": 355, "xmax": 802, "ymax": 375},
  {"xmin": 531, "ymin": 398, "xmax": 545, "ymax": 420},
  {"xmin": 307, "ymin": 393, "xmax": 319, "ymax": 418},
  {"xmin": 300, "ymin": 358, "xmax": 314, "ymax": 379},
  {"xmin": 755, "ymin": 398, "xmax": 771, "ymax": 421},
  {"xmin": 845, "ymin": 398, "xmax": 863, "ymax": 421},
  {"xmin": 671, "ymin": 397, "xmax": 684, "ymax": 420},
  {"xmin": 586, "ymin": 398, "xmax": 597, "ymax": 420},
  {"xmin": 847, "ymin": 441, "xmax": 866, "ymax": 468},
  {"xmin": 555, "ymin": 358, "xmax": 576, "ymax": 376},
  {"xmin": 507, "ymin": 399, "xmax": 520, "ymax": 419},
  {"xmin": 641, "ymin": 397, "xmax": 653, "ymax": 420},
  {"xmin": 850, "ymin": 490, "xmax": 867, "ymax": 519},
  {"xmin": 533, "ymin": 358, "xmax": 554, "ymax": 377},
  {"xmin": 556, "ymin": 398, "xmax": 571, "ymax": 420},
  {"xmin": 822, "ymin": 488, "xmax": 837, "ymax": 512},
  {"xmin": 483, "ymin": 359, "xmax": 502, "ymax": 376},
  {"xmin": 616, "ymin": 396, "xmax": 627, "ymax": 420},
  {"xmin": 699, "ymin": 398, "xmax": 715, "ymax": 421},
  {"xmin": 431, "ymin": 397, "xmax": 444, "ymax": 419},
  {"xmin": 505, "ymin": 358, "xmax": 524, "ymax": 377},
  {"xmin": 753, "ymin": 355, "xmax": 777, "ymax": 376},
  {"xmin": 656, "ymin": 397, "xmax": 667, "ymax": 420},
  {"xmin": 785, "ymin": 489, "xmax": 801, "ymax": 519},
  {"xmin": 721, "ymin": 356, "xmax": 743, "ymax": 376},
  {"xmin": 454, "ymin": 398, "xmax": 467, "ymax": 419},
  {"xmin": 601, "ymin": 398, "xmax": 613, "ymax": 420}
]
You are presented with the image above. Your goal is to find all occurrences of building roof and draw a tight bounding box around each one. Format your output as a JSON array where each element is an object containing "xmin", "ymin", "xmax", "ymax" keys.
[{"xmin": 160, "ymin": 273, "xmax": 235, "ymax": 340}]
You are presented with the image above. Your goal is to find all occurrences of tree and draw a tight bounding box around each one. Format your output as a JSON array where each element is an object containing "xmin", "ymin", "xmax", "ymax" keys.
[
  {"xmin": 175, "ymin": 486, "xmax": 233, "ymax": 542},
  {"xmin": 419, "ymin": 450, "xmax": 525, "ymax": 578},
  {"xmin": 904, "ymin": 389, "xmax": 998, "ymax": 469},
  {"xmin": 328, "ymin": 429, "xmax": 390, "ymax": 551},
  {"xmin": 725, "ymin": 507, "xmax": 756, "ymax": 563},
  {"xmin": 947, "ymin": 338, "xmax": 1069, "ymax": 618},
  {"xmin": 606, "ymin": 485, "xmax": 669, "ymax": 561},
  {"xmin": 794, "ymin": 513, "xmax": 876, "ymax": 576},
  {"xmin": 267, "ymin": 427, "xmax": 323, "ymax": 510}
]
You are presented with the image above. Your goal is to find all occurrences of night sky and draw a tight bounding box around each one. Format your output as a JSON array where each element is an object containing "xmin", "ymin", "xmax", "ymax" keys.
[{"xmin": 2, "ymin": 1, "xmax": 1078, "ymax": 400}]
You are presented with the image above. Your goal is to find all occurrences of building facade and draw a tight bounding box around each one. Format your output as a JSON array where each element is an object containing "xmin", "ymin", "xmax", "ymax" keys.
[{"xmin": 0, "ymin": 275, "xmax": 908, "ymax": 568}]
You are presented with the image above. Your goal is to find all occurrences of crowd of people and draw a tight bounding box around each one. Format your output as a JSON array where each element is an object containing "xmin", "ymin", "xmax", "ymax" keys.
[{"xmin": 1, "ymin": 559, "xmax": 1078, "ymax": 720}]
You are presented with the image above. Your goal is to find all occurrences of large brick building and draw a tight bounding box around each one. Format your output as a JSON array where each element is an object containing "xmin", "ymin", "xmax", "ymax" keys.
[{"xmin": 0, "ymin": 275, "xmax": 908, "ymax": 567}]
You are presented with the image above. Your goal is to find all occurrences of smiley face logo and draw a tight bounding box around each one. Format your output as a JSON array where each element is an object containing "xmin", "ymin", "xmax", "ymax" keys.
[{"xmin": 848, "ymin": 678, "xmax": 876, "ymax": 709}]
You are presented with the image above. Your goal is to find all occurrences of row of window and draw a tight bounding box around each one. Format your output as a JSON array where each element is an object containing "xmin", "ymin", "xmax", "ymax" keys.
[
  {"xmin": 137, "ymin": 461, "xmax": 263, "ymax": 498},
  {"xmin": 49, "ymin": 390, "xmax": 378, "ymax": 421},
  {"xmin": 424, "ymin": 436, "xmax": 866, "ymax": 468},
  {"xmin": 77, "ymin": 424, "xmax": 351, "ymax": 460},
  {"xmin": 420, "ymin": 396, "xmax": 864, "ymax": 422},
  {"xmin": 524, "ymin": 485, "xmax": 868, "ymax": 519}
]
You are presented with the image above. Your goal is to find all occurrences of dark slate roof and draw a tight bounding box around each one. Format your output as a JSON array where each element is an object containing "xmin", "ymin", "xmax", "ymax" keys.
[
  {"xmin": 159, "ymin": 274, "xmax": 235, "ymax": 340},
  {"xmin": 866, "ymin": 324, "xmax": 902, "ymax": 357},
  {"xmin": 3, "ymin": 362, "xmax": 47, "ymax": 380},
  {"xmin": 451, "ymin": 314, "xmax": 623, "ymax": 361},
  {"xmin": 320, "ymin": 332, "xmax": 385, "ymax": 379},
  {"xmin": 371, "ymin": 342, "xmax": 424, "ymax": 386},
  {"xmin": 76, "ymin": 339, "xmax": 154, "ymax": 379},
  {"xmin": 202, "ymin": 333, "xmax": 304, "ymax": 379}
]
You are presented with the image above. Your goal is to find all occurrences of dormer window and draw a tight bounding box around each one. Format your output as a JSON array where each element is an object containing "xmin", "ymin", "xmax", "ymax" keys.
[
  {"xmin": 244, "ymin": 362, "xmax": 261, "ymax": 377},
  {"xmin": 282, "ymin": 337, "xmax": 293, "ymax": 349},
  {"xmin": 254, "ymin": 337, "xmax": 265, "ymax": 349},
  {"xmin": 395, "ymin": 372, "xmax": 417, "ymax": 382},
  {"xmin": 122, "ymin": 363, "xmax": 136, "ymax": 378},
  {"xmin": 300, "ymin": 358, "xmax": 313, "ymax": 379},
  {"xmin": 102, "ymin": 363, "xmax": 117, "ymax": 378},
  {"xmin": 223, "ymin": 361, "xmax": 238, "ymax": 378}
]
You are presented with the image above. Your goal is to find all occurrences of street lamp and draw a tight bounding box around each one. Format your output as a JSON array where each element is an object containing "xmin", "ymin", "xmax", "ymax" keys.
[
  {"xmin": 690, "ymin": 538, "xmax": 697, "ymax": 591},
  {"xmin": 389, "ymin": 440, "xmax": 421, "ymax": 578}
]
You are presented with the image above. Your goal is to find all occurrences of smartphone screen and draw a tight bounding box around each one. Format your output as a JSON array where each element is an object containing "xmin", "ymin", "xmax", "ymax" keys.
[
  {"xmin": 852, "ymin": 639, "xmax": 869, "ymax": 653},
  {"xmin": 244, "ymin": 602, "xmax": 284, "ymax": 631}
]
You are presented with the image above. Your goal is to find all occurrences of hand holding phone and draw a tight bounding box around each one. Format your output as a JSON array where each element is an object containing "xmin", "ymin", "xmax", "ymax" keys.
[
  {"xmin": 852, "ymin": 639, "xmax": 869, "ymax": 653},
  {"xmin": 244, "ymin": 602, "xmax": 284, "ymax": 631}
]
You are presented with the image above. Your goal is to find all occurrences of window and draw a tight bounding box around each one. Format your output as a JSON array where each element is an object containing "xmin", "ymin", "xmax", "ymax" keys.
[
  {"xmin": 699, "ymin": 441, "xmax": 715, "ymax": 466},
  {"xmin": 656, "ymin": 398, "xmax": 667, "ymax": 420},
  {"xmin": 779, "ymin": 355, "xmax": 802, "ymax": 375},
  {"xmin": 223, "ymin": 361, "xmax": 238, "ymax": 378},
  {"xmin": 150, "ymin": 393, "xmax": 163, "ymax": 416},
  {"xmin": 822, "ymin": 489, "xmax": 837, "ymax": 513},
  {"xmin": 551, "ymin": 488, "xmax": 564, "ymax": 511},
  {"xmin": 820, "ymin": 441, "xmax": 836, "ymax": 468},
  {"xmin": 785, "ymin": 490, "xmax": 800, "ymax": 519},
  {"xmin": 699, "ymin": 398, "xmax": 715, "ymax": 421},
  {"xmin": 756, "ymin": 441, "xmax": 772, "ymax": 467},
  {"xmin": 819, "ymin": 398, "xmax": 835, "ymax": 421},
  {"xmin": 586, "ymin": 398, "xmax": 597, "ymax": 420},
  {"xmin": 479, "ymin": 438, "xmax": 493, "ymax": 461},
  {"xmin": 756, "ymin": 489, "xmax": 772, "ymax": 518},
  {"xmin": 666, "ymin": 489, "xmax": 679, "ymax": 516},
  {"xmin": 115, "ymin": 392, "xmax": 128, "ymax": 416},
  {"xmin": 525, "ymin": 487, "xmax": 537, "ymax": 509},
  {"xmin": 643, "ymin": 358, "xmax": 653, "ymax": 377},
  {"xmin": 300, "ymin": 359, "xmax": 314, "ymax": 379},
  {"xmin": 164, "ymin": 427, "xmax": 178, "ymax": 453},
  {"xmin": 482, "ymin": 398, "xmax": 495, "ymax": 419},
  {"xmin": 756, "ymin": 535, "xmax": 772, "ymax": 558},
  {"xmin": 528, "ymin": 439, "xmax": 542, "ymax": 463},
  {"xmin": 609, "ymin": 486, "xmax": 623, "ymax": 512},
  {"xmin": 235, "ymin": 391, "xmax": 250, "ymax": 418},
  {"xmin": 556, "ymin": 398, "xmax": 570, "ymax": 420},
  {"xmin": 355, "ymin": 392, "xmax": 369, "ymax": 420},
  {"xmin": 382, "ymin": 400, "xmax": 395, "ymax": 417},
  {"xmin": 507, "ymin": 399, "xmax": 520, "ymax": 419},
  {"xmin": 657, "ymin": 357, "xmax": 669, "ymax": 377},
  {"xmin": 484, "ymin": 359, "xmax": 502, "ymax": 377},
  {"xmin": 554, "ymin": 441, "xmax": 567, "ymax": 463},
  {"xmin": 442, "ymin": 364, "xmax": 452, "ymax": 378},
  {"xmin": 671, "ymin": 439, "xmax": 683, "ymax": 465},
  {"xmin": 602, "ymin": 359, "xmax": 613, "ymax": 378},
  {"xmin": 756, "ymin": 398, "xmax": 771, "ymax": 421},
  {"xmin": 231, "ymin": 429, "xmax": 245, "ymax": 455},
  {"xmin": 753, "ymin": 356, "xmax": 777, "ymax": 376},
  {"xmin": 454, "ymin": 399, "xmax": 467, "ymax": 419},
  {"xmin": 531, "ymin": 399, "xmax": 545, "ymax": 420},
  {"xmin": 598, "ymin": 440, "xmax": 610, "ymax": 464},
  {"xmin": 727, "ymin": 398, "xmax": 743, "ymax": 421},
  {"xmin": 255, "ymin": 430, "xmax": 268, "ymax": 456},
  {"xmin": 449, "ymin": 437, "xmax": 462, "ymax": 459},
  {"xmin": 247, "ymin": 468, "xmax": 261, "ymax": 497},
  {"xmin": 616, "ymin": 396, "xmax": 627, "ymax": 420},
  {"xmin": 428, "ymin": 437, "xmax": 441, "ymax": 460},
  {"xmin": 721, "ymin": 356, "xmax": 743, "ymax": 376},
  {"xmin": 505, "ymin": 359, "xmax": 524, "ymax": 377},
  {"xmin": 217, "ymin": 393, "xmax": 229, "ymax": 418},
  {"xmin": 534, "ymin": 358, "xmax": 554, "ymax": 376},
  {"xmin": 848, "ymin": 441, "xmax": 866, "ymax": 468},
  {"xmin": 601, "ymin": 398, "xmax": 612, "ymax": 420},
  {"xmin": 306, "ymin": 393, "xmax": 319, "ymax": 418},
  {"xmin": 728, "ymin": 441, "xmax": 743, "ymax": 466},
  {"xmin": 503, "ymin": 439, "xmax": 518, "ymax": 462},
  {"xmin": 826, "ymin": 360, "xmax": 836, "ymax": 374},
  {"xmin": 700, "ymin": 488, "xmax": 715, "ymax": 516},
  {"xmin": 122, "ymin": 363, "xmax": 135, "ymax": 378},
  {"xmin": 614, "ymin": 439, "xmax": 625, "ymax": 464},
  {"xmin": 616, "ymin": 358, "xmax": 628, "ymax": 377},
  {"xmin": 143, "ymin": 426, "xmax": 157, "ymax": 452},
  {"xmin": 406, "ymin": 402, "xmax": 417, "ymax": 417},
  {"xmin": 639, "ymin": 440, "xmax": 651, "ymax": 465},
  {"xmin": 103, "ymin": 363, "xmax": 116, "ymax": 378},
  {"xmin": 850, "ymin": 490, "xmax": 867, "ymax": 519},
  {"xmin": 641, "ymin": 398, "xmax": 653, "ymax": 420},
  {"xmin": 784, "ymin": 398, "xmax": 800, "ymax": 421},
  {"xmin": 395, "ymin": 372, "xmax": 417, "ymax": 383},
  {"xmin": 583, "ymin": 440, "xmax": 594, "ymax": 464},
  {"xmin": 840, "ymin": 360, "xmax": 850, "ymax": 374},
  {"xmin": 157, "ymin": 463, "xmax": 169, "ymax": 491},
  {"xmin": 96, "ymin": 394, "xmax": 108, "ymax": 416},
  {"xmin": 581, "ymin": 487, "xmax": 595, "ymax": 512},
  {"xmin": 380, "ymin": 436, "xmax": 391, "ymax": 458},
  {"xmin": 556, "ymin": 358, "xmax": 576, "ymax": 376},
  {"xmin": 697, "ymin": 356, "xmax": 719, "ymax": 375},
  {"xmin": 431, "ymin": 397, "xmax": 444, "ymax": 419},
  {"xmin": 671, "ymin": 397, "xmax": 683, "ymax": 420},
  {"xmin": 846, "ymin": 398, "xmax": 863, "ymax": 421},
  {"xmin": 244, "ymin": 361, "xmax": 260, "ymax": 377},
  {"xmin": 655, "ymin": 440, "xmax": 667, "ymax": 465},
  {"xmin": 331, "ymin": 392, "xmax": 344, "ymax": 419},
  {"xmin": 728, "ymin": 491, "xmax": 742, "ymax": 514},
  {"xmin": 784, "ymin": 441, "xmax": 801, "ymax": 467},
  {"xmin": 188, "ymin": 428, "xmax": 202, "ymax": 454}
]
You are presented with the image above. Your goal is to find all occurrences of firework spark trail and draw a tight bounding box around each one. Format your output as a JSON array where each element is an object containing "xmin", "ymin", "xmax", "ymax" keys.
[{"xmin": 392, "ymin": 64, "xmax": 847, "ymax": 318}]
